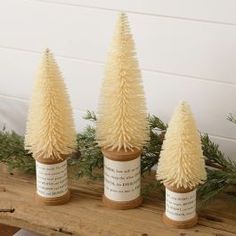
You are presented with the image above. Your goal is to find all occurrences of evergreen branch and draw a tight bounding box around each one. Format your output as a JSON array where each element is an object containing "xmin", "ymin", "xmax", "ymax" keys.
[
  {"xmin": 227, "ymin": 113, "xmax": 236, "ymax": 124},
  {"xmin": 0, "ymin": 128, "xmax": 35, "ymax": 173},
  {"xmin": 1, "ymin": 110, "xmax": 236, "ymax": 205},
  {"xmin": 198, "ymin": 131, "xmax": 236, "ymax": 204},
  {"xmin": 83, "ymin": 110, "xmax": 97, "ymax": 122},
  {"xmin": 141, "ymin": 115, "xmax": 167, "ymax": 174},
  {"xmin": 76, "ymin": 125, "xmax": 103, "ymax": 179},
  {"xmin": 148, "ymin": 114, "xmax": 167, "ymax": 131},
  {"xmin": 198, "ymin": 169, "xmax": 236, "ymax": 207},
  {"xmin": 201, "ymin": 134, "xmax": 236, "ymax": 170}
]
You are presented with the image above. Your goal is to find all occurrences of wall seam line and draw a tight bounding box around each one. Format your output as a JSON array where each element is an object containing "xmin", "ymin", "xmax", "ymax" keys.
[
  {"xmin": 0, "ymin": 45, "xmax": 235, "ymax": 86},
  {"xmin": 30, "ymin": 0, "xmax": 236, "ymax": 27}
]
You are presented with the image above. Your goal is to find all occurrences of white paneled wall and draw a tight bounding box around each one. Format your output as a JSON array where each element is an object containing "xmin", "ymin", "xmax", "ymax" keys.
[{"xmin": 0, "ymin": 0, "xmax": 236, "ymax": 159}]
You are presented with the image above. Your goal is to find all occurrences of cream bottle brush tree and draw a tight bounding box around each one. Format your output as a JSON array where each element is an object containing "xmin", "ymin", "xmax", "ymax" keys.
[
  {"xmin": 96, "ymin": 13, "xmax": 149, "ymax": 209},
  {"xmin": 25, "ymin": 49, "xmax": 76, "ymax": 205},
  {"xmin": 157, "ymin": 101, "xmax": 206, "ymax": 228},
  {"xmin": 156, "ymin": 101, "xmax": 206, "ymax": 189},
  {"xmin": 96, "ymin": 12, "xmax": 149, "ymax": 152}
]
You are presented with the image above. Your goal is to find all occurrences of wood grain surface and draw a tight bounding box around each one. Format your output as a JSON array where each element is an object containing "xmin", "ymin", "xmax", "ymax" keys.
[{"xmin": 0, "ymin": 164, "xmax": 236, "ymax": 236}]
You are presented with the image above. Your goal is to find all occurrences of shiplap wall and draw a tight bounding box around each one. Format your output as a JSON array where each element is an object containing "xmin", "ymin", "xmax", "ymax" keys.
[{"xmin": 0, "ymin": 0, "xmax": 236, "ymax": 159}]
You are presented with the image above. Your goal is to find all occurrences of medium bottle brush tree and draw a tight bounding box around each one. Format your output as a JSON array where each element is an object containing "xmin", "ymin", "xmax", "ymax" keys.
[
  {"xmin": 157, "ymin": 101, "xmax": 206, "ymax": 228},
  {"xmin": 96, "ymin": 13, "xmax": 149, "ymax": 209},
  {"xmin": 25, "ymin": 49, "xmax": 76, "ymax": 205}
]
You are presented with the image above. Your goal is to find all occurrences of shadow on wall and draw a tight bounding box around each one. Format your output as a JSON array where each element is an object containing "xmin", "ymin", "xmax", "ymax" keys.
[
  {"xmin": 0, "ymin": 97, "xmax": 28, "ymax": 135},
  {"xmin": 0, "ymin": 96, "xmax": 92, "ymax": 136}
]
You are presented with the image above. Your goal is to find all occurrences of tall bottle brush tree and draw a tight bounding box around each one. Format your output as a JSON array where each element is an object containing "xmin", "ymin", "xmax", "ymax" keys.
[
  {"xmin": 96, "ymin": 13, "xmax": 149, "ymax": 209},
  {"xmin": 96, "ymin": 13, "xmax": 149, "ymax": 152}
]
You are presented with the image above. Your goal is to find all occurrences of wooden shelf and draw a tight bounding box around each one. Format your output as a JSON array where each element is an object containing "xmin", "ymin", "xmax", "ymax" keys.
[{"xmin": 0, "ymin": 165, "xmax": 236, "ymax": 236}]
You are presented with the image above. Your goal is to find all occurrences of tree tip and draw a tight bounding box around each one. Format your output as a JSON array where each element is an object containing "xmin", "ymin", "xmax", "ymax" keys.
[
  {"xmin": 119, "ymin": 11, "xmax": 127, "ymax": 17},
  {"xmin": 118, "ymin": 11, "xmax": 128, "ymax": 22},
  {"xmin": 44, "ymin": 48, "xmax": 51, "ymax": 54},
  {"xmin": 177, "ymin": 100, "xmax": 191, "ymax": 111},
  {"xmin": 43, "ymin": 48, "xmax": 55, "ymax": 62},
  {"xmin": 179, "ymin": 100, "xmax": 187, "ymax": 106}
]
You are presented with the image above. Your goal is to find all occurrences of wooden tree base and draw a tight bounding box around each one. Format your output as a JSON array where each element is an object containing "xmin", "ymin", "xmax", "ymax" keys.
[
  {"xmin": 103, "ymin": 195, "xmax": 143, "ymax": 210},
  {"xmin": 163, "ymin": 213, "xmax": 198, "ymax": 229},
  {"xmin": 35, "ymin": 190, "xmax": 70, "ymax": 206}
]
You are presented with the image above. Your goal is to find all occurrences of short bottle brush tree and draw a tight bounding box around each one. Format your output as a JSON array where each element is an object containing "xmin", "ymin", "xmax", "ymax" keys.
[
  {"xmin": 157, "ymin": 101, "xmax": 206, "ymax": 228},
  {"xmin": 25, "ymin": 49, "xmax": 77, "ymax": 205},
  {"xmin": 96, "ymin": 13, "xmax": 149, "ymax": 209}
]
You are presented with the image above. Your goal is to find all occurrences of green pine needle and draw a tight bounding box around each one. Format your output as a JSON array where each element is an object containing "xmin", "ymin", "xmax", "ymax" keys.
[
  {"xmin": 227, "ymin": 113, "xmax": 236, "ymax": 124},
  {"xmin": 0, "ymin": 111, "xmax": 236, "ymax": 205}
]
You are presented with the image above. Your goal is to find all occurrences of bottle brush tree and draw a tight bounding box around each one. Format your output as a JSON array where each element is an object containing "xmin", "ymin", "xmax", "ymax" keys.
[
  {"xmin": 157, "ymin": 101, "xmax": 206, "ymax": 189},
  {"xmin": 96, "ymin": 13, "xmax": 149, "ymax": 209},
  {"xmin": 157, "ymin": 101, "xmax": 207, "ymax": 228},
  {"xmin": 25, "ymin": 49, "xmax": 77, "ymax": 161},
  {"xmin": 96, "ymin": 12, "xmax": 149, "ymax": 152},
  {"xmin": 24, "ymin": 49, "xmax": 77, "ymax": 205}
]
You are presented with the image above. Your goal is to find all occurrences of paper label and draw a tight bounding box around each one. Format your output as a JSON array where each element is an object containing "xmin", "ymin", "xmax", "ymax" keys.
[
  {"xmin": 36, "ymin": 160, "xmax": 68, "ymax": 198},
  {"xmin": 165, "ymin": 188, "xmax": 196, "ymax": 221},
  {"xmin": 104, "ymin": 156, "xmax": 141, "ymax": 201}
]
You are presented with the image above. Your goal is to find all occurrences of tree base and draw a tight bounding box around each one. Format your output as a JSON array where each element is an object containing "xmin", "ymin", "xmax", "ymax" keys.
[
  {"xmin": 163, "ymin": 213, "xmax": 198, "ymax": 229},
  {"xmin": 35, "ymin": 190, "xmax": 70, "ymax": 206},
  {"xmin": 103, "ymin": 194, "xmax": 143, "ymax": 210}
]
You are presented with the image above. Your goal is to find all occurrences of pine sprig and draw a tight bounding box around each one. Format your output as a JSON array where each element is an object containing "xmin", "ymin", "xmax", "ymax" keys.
[
  {"xmin": 199, "ymin": 134, "xmax": 236, "ymax": 203},
  {"xmin": 149, "ymin": 114, "xmax": 167, "ymax": 131},
  {"xmin": 227, "ymin": 113, "xmax": 236, "ymax": 124},
  {"xmin": 141, "ymin": 115, "xmax": 167, "ymax": 174},
  {"xmin": 0, "ymin": 110, "xmax": 236, "ymax": 205},
  {"xmin": 76, "ymin": 125, "xmax": 103, "ymax": 179},
  {"xmin": 198, "ymin": 169, "xmax": 236, "ymax": 205},
  {"xmin": 0, "ymin": 128, "xmax": 35, "ymax": 173},
  {"xmin": 201, "ymin": 134, "xmax": 236, "ymax": 170},
  {"xmin": 73, "ymin": 111, "xmax": 103, "ymax": 178},
  {"xmin": 83, "ymin": 110, "xmax": 97, "ymax": 122}
]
